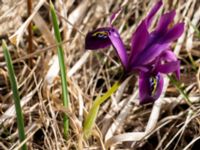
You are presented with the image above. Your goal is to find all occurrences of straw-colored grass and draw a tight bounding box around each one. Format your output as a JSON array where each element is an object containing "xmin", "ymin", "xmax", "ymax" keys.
[{"xmin": 0, "ymin": 0, "xmax": 200, "ymax": 149}]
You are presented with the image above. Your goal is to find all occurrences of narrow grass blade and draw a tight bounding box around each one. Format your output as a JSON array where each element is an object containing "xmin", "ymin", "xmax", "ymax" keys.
[
  {"xmin": 168, "ymin": 75, "xmax": 193, "ymax": 108},
  {"xmin": 50, "ymin": 2, "xmax": 69, "ymax": 138},
  {"xmin": 83, "ymin": 81, "xmax": 120, "ymax": 138},
  {"xmin": 2, "ymin": 40, "xmax": 27, "ymax": 150},
  {"xmin": 189, "ymin": 22, "xmax": 200, "ymax": 39}
]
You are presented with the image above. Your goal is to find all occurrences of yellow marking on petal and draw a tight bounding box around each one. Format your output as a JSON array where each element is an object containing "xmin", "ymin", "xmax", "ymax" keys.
[
  {"xmin": 151, "ymin": 77, "xmax": 157, "ymax": 96},
  {"xmin": 92, "ymin": 31, "xmax": 108, "ymax": 37}
]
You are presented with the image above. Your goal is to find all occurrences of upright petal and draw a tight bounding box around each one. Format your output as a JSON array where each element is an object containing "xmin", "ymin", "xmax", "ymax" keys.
[
  {"xmin": 160, "ymin": 23, "xmax": 184, "ymax": 44},
  {"xmin": 146, "ymin": 0, "xmax": 163, "ymax": 27},
  {"xmin": 156, "ymin": 10, "xmax": 176, "ymax": 34},
  {"xmin": 129, "ymin": 21, "xmax": 150, "ymax": 63},
  {"xmin": 129, "ymin": 1, "xmax": 162, "ymax": 65},
  {"xmin": 85, "ymin": 27, "xmax": 112, "ymax": 50},
  {"xmin": 139, "ymin": 72, "xmax": 164, "ymax": 104}
]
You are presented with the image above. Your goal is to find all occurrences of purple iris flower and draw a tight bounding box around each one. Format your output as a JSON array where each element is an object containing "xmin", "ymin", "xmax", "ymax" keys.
[{"xmin": 85, "ymin": 0, "xmax": 184, "ymax": 104}]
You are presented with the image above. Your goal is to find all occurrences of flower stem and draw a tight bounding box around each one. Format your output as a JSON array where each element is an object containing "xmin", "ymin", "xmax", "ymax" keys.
[{"xmin": 83, "ymin": 81, "xmax": 120, "ymax": 138}]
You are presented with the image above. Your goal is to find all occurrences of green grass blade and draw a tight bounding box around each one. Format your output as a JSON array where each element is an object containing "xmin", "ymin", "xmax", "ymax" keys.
[
  {"xmin": 2, "ymin": 40, "xmax": 27, "ymax": 150},
  {"xmin": 83, "ymin": 81, "xmax": 120, "ymax": 138},
  {"xmin": 189, "ymin": 21, "xmax": 200, "ymax": 39},
  {"xmin": 50, "ymin": 2, "xmax": 69, "ymax": 138},
  {"xmin": 168, "ymin": 75, "xmax": 193, "ymax": 108}
]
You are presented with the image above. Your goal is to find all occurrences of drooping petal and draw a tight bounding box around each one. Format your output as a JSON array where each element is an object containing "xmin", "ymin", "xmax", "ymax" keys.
[
  {"xmin": 139, "ymin": 72, "xmax": 164, "ymax": 104},
  {"xmin": 157, "ymin": 61, "xmax": 180, "ymax": 79},
  {"xmin": 85, "ymin": 27, "xmax": 128, "ymax": 69},
  {"xmin": 85, "ymin": 27, "xmax": 112, "ymax": 50},
  {"xmin": 146, "ymin": 0, "xmax": 163, "ymax": 27},
  {"xmin": 108, "ymin": 28, "xmax": 128, "ymax": 69},
  {"xmin": 139, "ymin": 72, "xmax": 152, "ymax": 104},
  {"xmin": 153, "ymin": 73, "xmax": 164, "ymax": 100},
  {"xmin": 157, "ymin": 60, "xmax": 180, "ymax": 73},
  {"xmin": 129, "ymin": 21, "xmax": 150, "ymax": 62},
  {"xmin": 131, "ymin": 43, "xmax": 169, "ymax": 67},
  {"xmin": 152, "ymin": 73, "xmax": 164, "ymax": 101},
  {"xmin": 160, "ymin": 23, "xmax": 184, "ymax": 44},
  {"xmin": 155, "ymin": 10, "xmax": 176, "ymax": 34}
]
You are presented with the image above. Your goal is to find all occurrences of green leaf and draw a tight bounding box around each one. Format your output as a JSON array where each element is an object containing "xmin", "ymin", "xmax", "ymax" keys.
[
  {"xmin": 2, "ymin": 40, "xmax": 27, "ymax": 150},
  {"xmin": 50, "ymin": 2, "xmax": 69, "ymax": 138},
  {"xmin": 83, "ymin": 81, "xmax": 120, "ymax": 138}
]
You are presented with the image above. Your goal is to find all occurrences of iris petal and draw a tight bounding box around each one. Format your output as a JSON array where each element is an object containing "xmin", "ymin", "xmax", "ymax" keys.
[
  {"xmin": 129, "ymin": 21, "xmax": 150, "ymax": 63},
  {"xmin": 132, "ymin": 43, "xmax": 169, "ymax": 67},
  {"xmin": 160, "ymin": 23, "xmax": 184, "ymax": 44},
  {"xmin": 160, "ymin": 50, "xmax": 177, "ymax": 61},
  {"xmin": 85, "ymin": 27, "xmax": 112, "ymax": 50},
  {"xmin": 157, "ymin": 61, "xmax": 180, "ymax": 79},
  {"xmin": 159, "ymin": 50, "xmax": 180, "ymax": 79},
  {"xmin": 152, "ymin": 73, "xmax": 164, "ymax": 100},
  {"xmin": 146, "ymin": 0, "xmax": 163, "ymax": 27},
  {"xmin": 139, "ymin": 72, "xmax": 164, "ymax": 104},
  {"xmin": 129, "ymin": 0, "xmax": 162, "ymax": 64},
  {"xmin": 156, "ymin": 10, "xmax": 176, "ymax": 34},
  {"xmin": 139, "ymin": 72, "xmax": 152, "ymax": 104},
  {"xmin": 108, "ymin": 28, "xmax": 128, "ymax": 69},
  {"xmin": 85, "ymin": 27, "xmax": 128, "ymax": 69}
]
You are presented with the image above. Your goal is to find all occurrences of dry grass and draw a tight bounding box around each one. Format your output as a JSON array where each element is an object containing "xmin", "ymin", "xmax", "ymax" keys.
[{"xmin": 0, "ymin": 0, "xmax": 200, "ymax": 149}]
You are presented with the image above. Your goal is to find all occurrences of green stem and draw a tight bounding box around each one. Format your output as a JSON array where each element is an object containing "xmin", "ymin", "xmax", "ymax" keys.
[
  {"xmin": 83, "ymin": 81, "xmax": 120, "ymax": 138},
  {"xmin": 50, "ymin": 2, "xmax": 69, "ymax": 138},
  {"xmin": 2, "ymin": 40, "xmax": 27, "ymax": 150}
]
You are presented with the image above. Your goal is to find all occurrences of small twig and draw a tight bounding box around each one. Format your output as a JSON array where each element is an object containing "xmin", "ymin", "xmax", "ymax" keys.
[
  {"xmin": 27, "ymin": 0, "xmax": 33, "ymax": 67},
  {"xmin": 0, "ymin": 39, "xmax": 71, "ymax": 67}
]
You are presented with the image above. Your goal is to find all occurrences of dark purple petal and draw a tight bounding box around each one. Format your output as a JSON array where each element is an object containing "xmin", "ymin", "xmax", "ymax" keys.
[
  {"xmin": 160, "ymin": 23, "xmax": 184, "ymax": 43},
  {"xmin": 129, "ymin": 1, "xmax": 162, "ymax": 65},
  {"xmin": 139, "ymin": 72, "xmax": 151, "ymax": 103},
  {"xmin": 85, "ymin": 27, "xmax": 128, "ymax": 69},
  {"xmin": 129, "ymin": 21, "xmax": 150, "ymax": 62},
  {"xmin": 152, "ymin": 73, "xmax": 164, "ymax": 101},
  {"xmin": 131, "ymin": 43, "xmax": 169, "ymax": 66},
  {"xmin": 156, "ymin": 10, "xmax": 176, "ymax": 34},
  {"xmin": 146, "ymin": 0, "xmax": 163, "ymax": 27},
  {"xmin": 108, "ymin": 28, "xmax": 128, "ymax": 69},
  {"xmin": 85, "ymin": 27, "xmax": 112, "ymax": 50},
  {"xmin": 139, "ymin": 72, "xmax": 164, "ymax": 104},
  {"xmin": 157, "ymin": 60, "xmax": 180, "ymax": 79}
]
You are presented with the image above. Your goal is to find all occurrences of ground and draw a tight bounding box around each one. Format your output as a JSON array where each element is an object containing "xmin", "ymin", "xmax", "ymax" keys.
[{"xmin": 0, "ymin": 0, "xmax": 200, "ymax": 149}]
